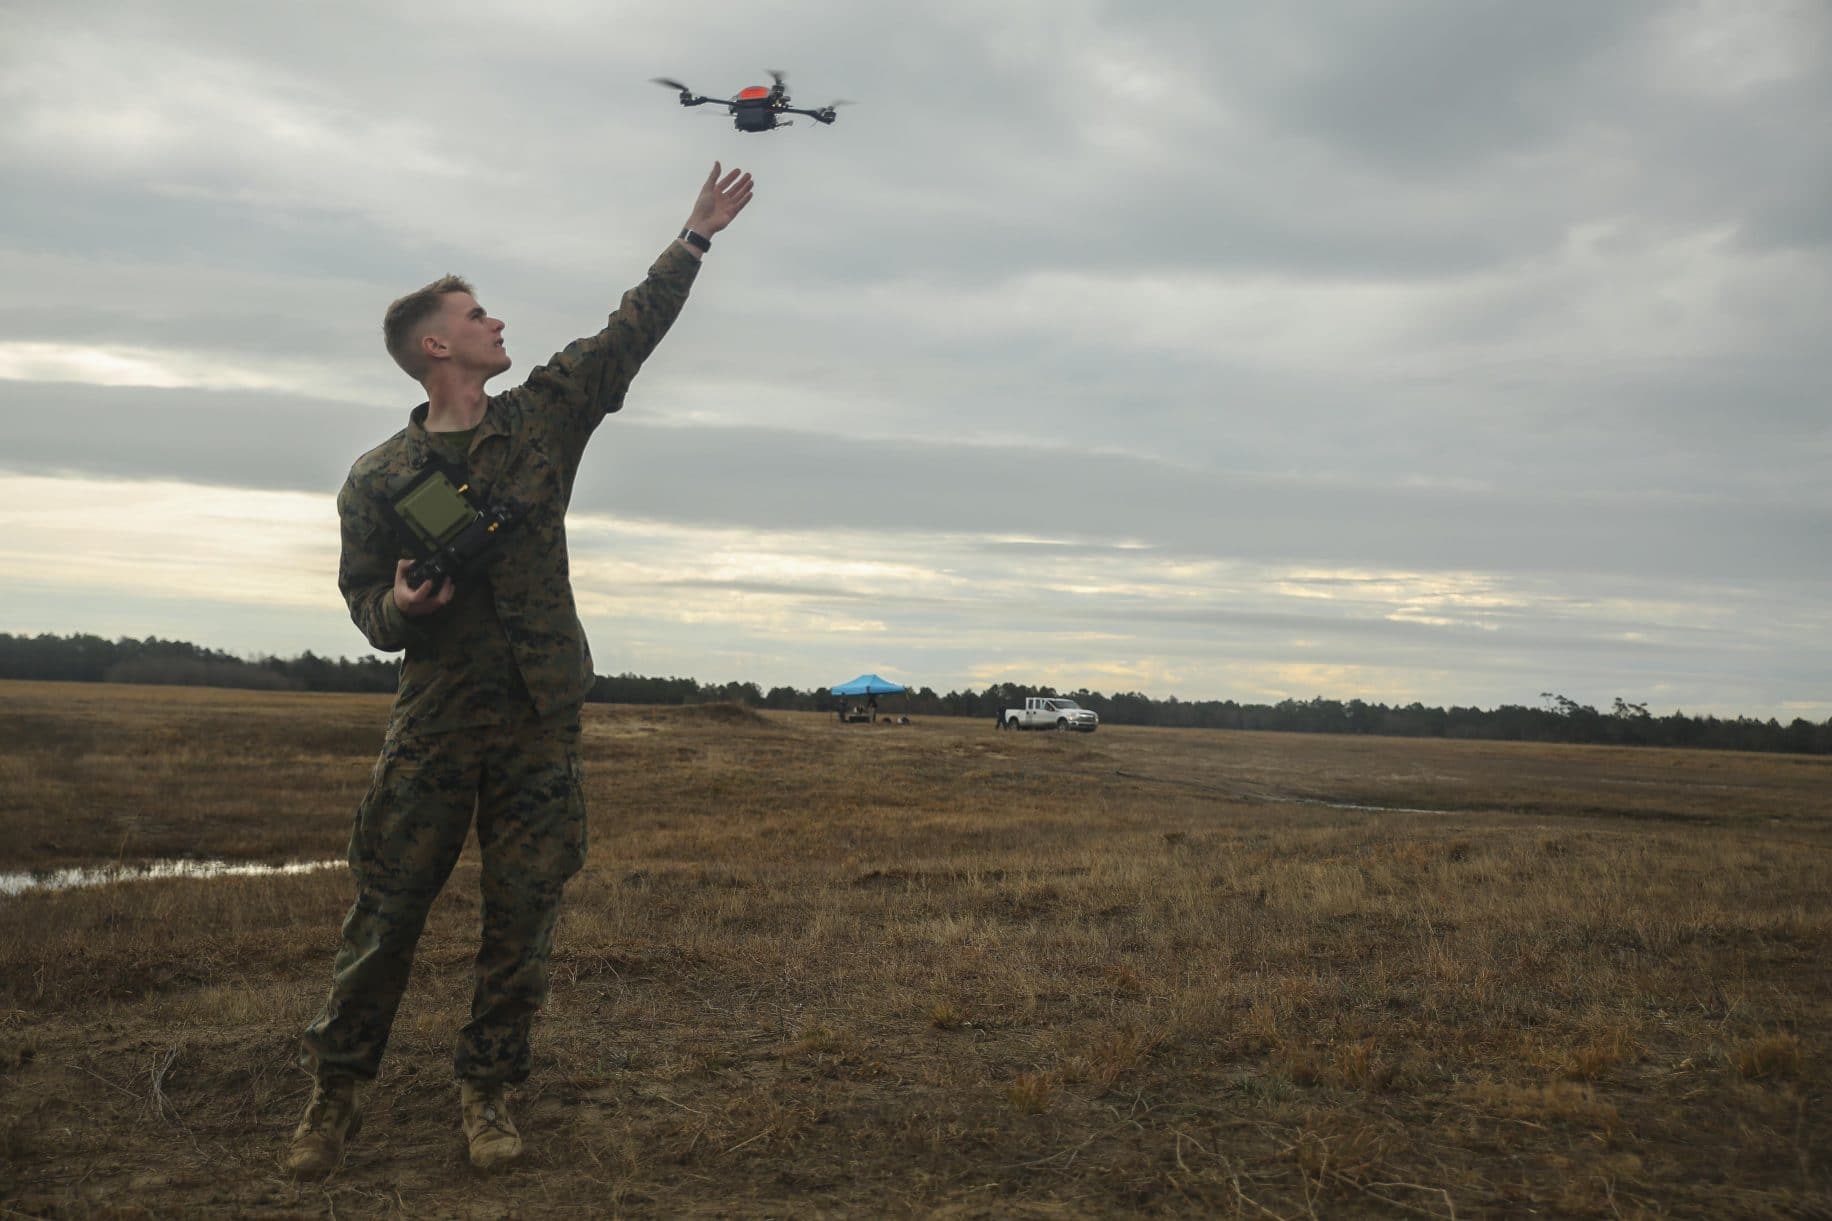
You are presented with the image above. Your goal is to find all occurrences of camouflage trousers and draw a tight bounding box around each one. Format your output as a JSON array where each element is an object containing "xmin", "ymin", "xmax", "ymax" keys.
[{"xmin": 300, "ymin": 707, "xmax": 587, "ymax": 1085}]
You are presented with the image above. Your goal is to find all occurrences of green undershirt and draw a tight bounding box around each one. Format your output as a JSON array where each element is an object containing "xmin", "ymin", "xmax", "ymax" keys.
[{"xmin": 425, "ymin": 425, "xmax": 478, "ymax": 467}]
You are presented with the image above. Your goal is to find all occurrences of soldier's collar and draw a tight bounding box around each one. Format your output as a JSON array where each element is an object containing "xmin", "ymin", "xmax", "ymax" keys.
[
  {"xmin": 405, "ymin": 398, "xmax": 508, "ymax": 465},
  {"xmin": 405, "ymin": 402, "xmax": 433, "ymax": 467},
  {"xmin": 474, "ymin": 397, "xmax": 511, "ymax": 445}
]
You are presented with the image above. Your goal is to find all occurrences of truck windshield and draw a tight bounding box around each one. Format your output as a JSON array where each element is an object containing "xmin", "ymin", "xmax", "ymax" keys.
[{"xmin": 1051, "ymin": 700, "xmax": 1080, "ymax": 710}]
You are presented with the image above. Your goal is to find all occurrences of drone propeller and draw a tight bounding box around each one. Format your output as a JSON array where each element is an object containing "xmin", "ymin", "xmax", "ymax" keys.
[
  {"xmin": 651, "ymin": 76, "xmax": 700, "ymax": 106},
  {"xmin": 767, "ymin": 69, "xmax": 787, "ymax": 86}
]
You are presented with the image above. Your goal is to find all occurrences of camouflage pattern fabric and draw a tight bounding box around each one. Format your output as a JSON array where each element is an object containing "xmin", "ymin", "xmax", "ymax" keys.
[
  {"xmin": 336, "ymin": 242, "xmax": 700, "ymax": 735},
  {"xmin": 302, "ymin": 243, "xmax": 699, "ymax": 1083},
  {"xmin": 301, "ymin": 708, "xmax": 586, "ymax": 1084}
]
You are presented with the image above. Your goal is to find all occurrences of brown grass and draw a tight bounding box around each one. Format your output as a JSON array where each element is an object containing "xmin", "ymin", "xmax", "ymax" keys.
[{"xmin": 1, "ymin": 678, "xmax": 1829, "ymax": 1217}]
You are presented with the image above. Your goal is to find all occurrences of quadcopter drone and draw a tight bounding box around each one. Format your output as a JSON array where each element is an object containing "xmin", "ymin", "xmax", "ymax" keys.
[{"xmin": 651, "ymin": 70, "xmax": 848, "ymax": 133}]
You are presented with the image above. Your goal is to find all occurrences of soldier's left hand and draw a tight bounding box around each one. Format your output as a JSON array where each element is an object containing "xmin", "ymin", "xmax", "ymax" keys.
[
  {"xmin": 684, "ymin": 162, "xmax": 754, "ymax": 237},
  {"xmin": 393, "ymin": 559, "xmax": 456, "ymax": 617}
]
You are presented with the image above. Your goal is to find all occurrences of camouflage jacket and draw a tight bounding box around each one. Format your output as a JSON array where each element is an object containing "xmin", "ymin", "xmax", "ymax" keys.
[{"xmin": 337, "ymin": 243, "xmax": 700, "ymax": 734}]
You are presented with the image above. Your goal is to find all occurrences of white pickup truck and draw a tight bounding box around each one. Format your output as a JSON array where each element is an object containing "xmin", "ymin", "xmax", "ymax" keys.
[{"xmin": 1001, "ymin": 697, "xmax": 1099, "ymax": 732}]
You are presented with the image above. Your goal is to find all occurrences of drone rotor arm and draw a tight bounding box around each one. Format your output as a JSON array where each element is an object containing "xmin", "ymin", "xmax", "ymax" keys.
[
  {"xmin": 778, "ymin": 105, "xmax": 838, "ymax": 124},
  {"xmin": 650, "ymin": 78, "xmax": 735, "ymax": 110}
]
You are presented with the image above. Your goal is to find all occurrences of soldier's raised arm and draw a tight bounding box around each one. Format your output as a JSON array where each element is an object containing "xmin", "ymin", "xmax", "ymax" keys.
[{"xmin": 517, "ymin": 163, "xmax": 754, "ymax": 472}]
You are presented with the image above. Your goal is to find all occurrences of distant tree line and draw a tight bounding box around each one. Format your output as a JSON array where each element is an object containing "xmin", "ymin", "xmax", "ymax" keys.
[
  {"xmin": 0, "ymin": 632, "xmax": 395, "ymax": 693},
  {"xmin": 5, "ymin": 632, "xmax": 1829, "ymax": 755}
]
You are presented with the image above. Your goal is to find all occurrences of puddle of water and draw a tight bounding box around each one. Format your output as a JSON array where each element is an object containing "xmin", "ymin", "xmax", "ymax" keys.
[{"xmin": 0, "ymin": 858, "xmax": 344, "ymax": 898}]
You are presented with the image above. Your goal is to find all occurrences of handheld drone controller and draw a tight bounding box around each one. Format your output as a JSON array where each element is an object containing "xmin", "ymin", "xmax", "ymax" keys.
[{"xmin": 388, "ymin": 467, "xmax": 521, "ymax": 592}]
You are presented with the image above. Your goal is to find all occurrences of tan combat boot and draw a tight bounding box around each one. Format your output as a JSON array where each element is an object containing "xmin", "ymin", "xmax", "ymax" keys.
[
  {"xmin": 460, "ymin": 1080, "xmax": 523, "ymax": 1171},
  {"xmin": 284, "ymin": 1075, "xmax": 362, "ymax": 1176}
]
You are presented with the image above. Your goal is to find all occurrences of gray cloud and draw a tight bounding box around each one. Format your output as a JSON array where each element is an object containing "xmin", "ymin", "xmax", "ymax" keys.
[{"xmin": 4, "ymin": 383, "xmax": 1825, "ymax": 585}]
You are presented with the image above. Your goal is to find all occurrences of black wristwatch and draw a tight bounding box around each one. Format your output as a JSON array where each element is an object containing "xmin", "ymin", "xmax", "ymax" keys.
[{"xmin": 678, "ymin": 228, "xmax": 711, "ymax": 253}]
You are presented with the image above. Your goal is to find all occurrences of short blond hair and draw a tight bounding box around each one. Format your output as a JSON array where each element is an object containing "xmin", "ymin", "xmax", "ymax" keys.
[{"xmin": 383, "ymin": 274, "xmax": 474, "ymax": 380}]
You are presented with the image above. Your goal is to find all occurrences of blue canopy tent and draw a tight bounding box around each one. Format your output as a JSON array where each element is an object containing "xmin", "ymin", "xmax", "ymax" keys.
[
  {"xmin": 829, "ymin": 674, "xmax": 907, "ymax": 722},
  {"xmin": 829, "ymin": 674, "xmax": 906, "ymax": 697}
]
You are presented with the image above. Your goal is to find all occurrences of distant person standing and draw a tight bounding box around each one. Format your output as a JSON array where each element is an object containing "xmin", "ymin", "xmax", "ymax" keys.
[{"xmin": 286, "ymin": 164, "xmax": 754, "ymax": 1176}]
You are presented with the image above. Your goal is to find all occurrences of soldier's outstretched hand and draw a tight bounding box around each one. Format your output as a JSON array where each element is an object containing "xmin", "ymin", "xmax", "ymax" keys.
[
  {"xmin": 393, "ymin": 559, "xmax": 456, "ymax": 616},
  {"xmin": 684, "ymin": 162, "xmax": 754, "ymax": 238}
]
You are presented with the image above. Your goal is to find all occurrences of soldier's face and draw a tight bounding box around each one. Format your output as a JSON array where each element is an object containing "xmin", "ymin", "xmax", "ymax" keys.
[{"xmin": 427, "ymin": 292, "xmax": 511, "ymax": 379}]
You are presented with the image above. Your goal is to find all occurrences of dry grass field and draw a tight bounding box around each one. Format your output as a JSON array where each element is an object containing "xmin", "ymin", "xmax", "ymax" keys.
[{"xmin": 1, "ymin": 679, "xmax": 1828, "ymax": 1218}]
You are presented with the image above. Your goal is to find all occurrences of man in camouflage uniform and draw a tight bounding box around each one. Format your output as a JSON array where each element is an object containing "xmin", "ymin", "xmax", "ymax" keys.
[{"xmin": 287, "ymin": 163, "xmax": 754, "ymax": 1176}]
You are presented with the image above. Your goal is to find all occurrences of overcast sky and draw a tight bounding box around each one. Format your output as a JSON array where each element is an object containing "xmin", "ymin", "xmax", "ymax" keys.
[{"xmin": 2, "ymin": 1, "xmax": 1828, "ymax": 718}]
